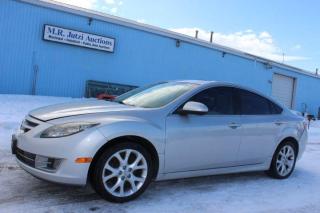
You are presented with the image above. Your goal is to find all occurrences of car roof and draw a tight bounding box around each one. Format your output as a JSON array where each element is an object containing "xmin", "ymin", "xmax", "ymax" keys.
[
  {"xmin": 173, "ymin": 80, "xmax": 212, "ymax": 85},
  {"xmin": 172, "ymin": 80, "xmax": 259, "ymax": 90},
  {"xmin": 173, "ymin": 79, "xmax": 236, "ymax": 87}
]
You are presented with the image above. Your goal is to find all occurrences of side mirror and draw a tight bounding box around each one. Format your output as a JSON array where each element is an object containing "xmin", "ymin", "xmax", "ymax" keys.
[{"xmin": 179, "ymin": 101, "xmax": 208, "ymax": 115}]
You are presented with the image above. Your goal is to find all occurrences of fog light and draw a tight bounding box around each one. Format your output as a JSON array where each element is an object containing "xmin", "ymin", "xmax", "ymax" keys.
[{"xmin": 35, "ymin": 155, "xmax": 62, "ymax": 172}]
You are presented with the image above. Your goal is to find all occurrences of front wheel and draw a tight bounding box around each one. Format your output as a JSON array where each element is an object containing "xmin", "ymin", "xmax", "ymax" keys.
[
  {"xmin": 267, "ymin": 141, "xmax": 297, "ymax": 179},
  {"xmin": 91, "ymin": 142, "xmax": 154, "ymax": 202}
]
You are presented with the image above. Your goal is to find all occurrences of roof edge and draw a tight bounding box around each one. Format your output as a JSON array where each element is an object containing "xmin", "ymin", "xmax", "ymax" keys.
[{"xmin": 18, "ymin": 0, "xmax": 320, "ymax": 79}]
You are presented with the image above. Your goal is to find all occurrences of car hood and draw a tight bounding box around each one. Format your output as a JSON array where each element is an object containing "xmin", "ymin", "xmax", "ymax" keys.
[{"xmin": 29, "ymin": 99, "xmax": 133, "ymax": 121}]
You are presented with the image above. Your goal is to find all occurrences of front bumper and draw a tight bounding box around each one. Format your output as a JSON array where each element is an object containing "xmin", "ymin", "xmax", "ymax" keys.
[
  {"xmin": 16, "ymin": 156, "xmax": 87, "ymax": 185},
  {"xmin": 11, "ymin": 134, "xmax": 17, "ymax": 155},
  {"xmin": 12, "ymin": 128, "xmax": 107, "ymax": 186}
]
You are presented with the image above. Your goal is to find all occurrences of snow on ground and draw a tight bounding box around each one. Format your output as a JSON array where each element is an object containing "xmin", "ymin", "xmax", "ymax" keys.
[{"xmin": 0, "ymin": 94, "xmax": 320, "ymax": 213}]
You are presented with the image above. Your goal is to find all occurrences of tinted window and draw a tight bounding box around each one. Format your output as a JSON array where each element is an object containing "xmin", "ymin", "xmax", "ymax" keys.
[
  {"xmin": 237, "ymin": 89, "xmax": 282, "ymax": 115},
  {"xmin": 190, "ymin": 87, "xmax": 235, "ymax": 115},
  {"xmin": 270, "ymin": 102, "xmax": 283, "ymax": 114}
]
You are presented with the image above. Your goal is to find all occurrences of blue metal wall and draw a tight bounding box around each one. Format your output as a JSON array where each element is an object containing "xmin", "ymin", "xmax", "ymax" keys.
[{"xmin": 1, "ymin": 0, "xmax": 320, "ymax": 115}]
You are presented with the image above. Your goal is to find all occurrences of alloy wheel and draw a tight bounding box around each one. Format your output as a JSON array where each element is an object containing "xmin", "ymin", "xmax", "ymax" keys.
[
  {"xmin": 276, "ymin": 145, "xmax": 295, "ymax": 177},
  {"xmin": 102, "ymin": 149, "xmax": 148, "ymax": 197}
]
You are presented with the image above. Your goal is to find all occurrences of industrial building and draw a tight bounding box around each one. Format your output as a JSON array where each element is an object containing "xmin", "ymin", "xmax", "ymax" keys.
[{"xmin": 1, "ymin": 0, "xmax": 320, "ymax": 115}]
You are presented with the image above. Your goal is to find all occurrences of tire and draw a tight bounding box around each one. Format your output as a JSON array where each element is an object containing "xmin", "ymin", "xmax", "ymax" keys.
[
  {"xmin": 91, "ymin": 142, "xmax": 154, "ymax": 202},
  {"xmin": 267, "ymin": 141, "xmax": 297, "ymax": 179}
]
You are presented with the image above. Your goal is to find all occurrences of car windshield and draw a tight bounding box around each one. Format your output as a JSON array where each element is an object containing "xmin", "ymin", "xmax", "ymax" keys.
[{"xmin": 114, "ymin": 82, "xmax": 197, "ymax": 108}]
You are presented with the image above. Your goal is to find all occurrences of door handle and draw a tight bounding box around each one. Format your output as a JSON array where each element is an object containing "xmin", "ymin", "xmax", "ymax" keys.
[{"xmin": 228, "ymin": 122, "xmax": 241, "ymax": 129}]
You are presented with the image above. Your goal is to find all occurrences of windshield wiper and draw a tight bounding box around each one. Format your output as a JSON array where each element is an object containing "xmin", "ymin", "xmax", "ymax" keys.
[{"xmin": 114, "ymin": 100, "xmax": 135, "ymax": 107}]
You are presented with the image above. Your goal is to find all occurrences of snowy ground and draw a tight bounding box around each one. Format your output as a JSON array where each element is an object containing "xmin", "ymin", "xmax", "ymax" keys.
[{"xmin": 1, "ymin": 95, "xmax": 320, "ymax": 213}]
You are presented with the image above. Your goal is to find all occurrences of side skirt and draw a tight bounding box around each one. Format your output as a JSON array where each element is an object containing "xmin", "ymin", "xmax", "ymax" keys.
[{"xmin": 155, "ymin": 160, "xmax": 271, "ymax": 181}]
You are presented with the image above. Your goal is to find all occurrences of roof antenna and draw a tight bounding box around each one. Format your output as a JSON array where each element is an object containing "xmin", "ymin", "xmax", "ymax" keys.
[
  {"xmin": 195, "ymin": 30, "xmax": 199, "ymax": 39},
  {"xmin": 316, "ymin": 68, "xmax": 319, "ymax": 75},
  {"xmin": 210, "ymin": 31, "xmax": 214, "ymax": 43}
]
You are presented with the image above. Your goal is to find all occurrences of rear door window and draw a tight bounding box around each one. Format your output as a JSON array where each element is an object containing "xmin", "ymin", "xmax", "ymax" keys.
[{"xmin": 236, "ymin": 89, "xmax": 282, "ymax": 115}]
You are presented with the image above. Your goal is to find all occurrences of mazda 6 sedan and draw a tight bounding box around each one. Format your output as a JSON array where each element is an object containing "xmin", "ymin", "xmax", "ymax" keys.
[{"xmin": 12, "ymin": 80, "xmax": 308, "ymax": 202}]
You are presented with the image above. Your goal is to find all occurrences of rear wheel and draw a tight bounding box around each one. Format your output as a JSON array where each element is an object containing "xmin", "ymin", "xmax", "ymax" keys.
[
  {"xmin": 91, "ymin": 142, "xmax": 154, "ymax": 202},
  {"xmin": 267, "ymin": 141, "xmax": 297, "ymax": 179}
]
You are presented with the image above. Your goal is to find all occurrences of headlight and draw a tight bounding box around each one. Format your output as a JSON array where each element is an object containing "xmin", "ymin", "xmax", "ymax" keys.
[{"xmin": 40, "ymin": 122, "xmax": 99, "ymax": 138}]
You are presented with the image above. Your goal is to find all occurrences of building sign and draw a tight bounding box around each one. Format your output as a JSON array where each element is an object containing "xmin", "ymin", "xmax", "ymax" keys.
[{"xmin": 43, "ymin": 25, "xmax": 115, "ymax": 52}]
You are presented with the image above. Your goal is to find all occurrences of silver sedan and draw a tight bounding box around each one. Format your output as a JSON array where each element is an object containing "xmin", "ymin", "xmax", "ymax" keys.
[{"xmin": 12, "ymin": 80, "xmax": 308, "ymax": 202}]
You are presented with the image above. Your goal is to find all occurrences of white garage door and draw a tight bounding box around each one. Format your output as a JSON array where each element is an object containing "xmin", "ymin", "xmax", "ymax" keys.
[{"xmin": 272, "ymin": 73, "xmax": 295, "ymax": 108}]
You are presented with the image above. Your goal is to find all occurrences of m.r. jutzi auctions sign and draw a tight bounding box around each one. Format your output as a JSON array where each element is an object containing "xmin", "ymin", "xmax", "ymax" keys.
[{"xmin": 43, "ymin": 25, "xmax": 115, "ymax": 53}]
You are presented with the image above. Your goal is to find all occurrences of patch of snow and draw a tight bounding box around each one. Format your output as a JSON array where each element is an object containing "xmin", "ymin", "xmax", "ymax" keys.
[
  {"xmin": 308, "ymin": 121, "xmax": 320, "ymax": 144},
  {"xmin": 0, "ymin": 94, "xmax": 320, "ymax": 212}
]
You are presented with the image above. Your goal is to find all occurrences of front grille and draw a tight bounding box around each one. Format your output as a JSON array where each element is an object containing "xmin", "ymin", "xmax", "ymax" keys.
[
  {"xmin": 16, "ymin": 148, "xmax": 62, "ymax": 172},
  {"xmin": 16, "ymin": 148, "xmax": 36, "ymax": 168},
  {"xmin": 20, "ymin": 116, "xmax": 40, "ymax": 133}
]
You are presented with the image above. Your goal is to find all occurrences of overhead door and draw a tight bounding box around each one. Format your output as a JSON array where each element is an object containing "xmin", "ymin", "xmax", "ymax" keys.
[{"xmin": 272, "ymin": 73, "xmax": 295, "ymax": 108}]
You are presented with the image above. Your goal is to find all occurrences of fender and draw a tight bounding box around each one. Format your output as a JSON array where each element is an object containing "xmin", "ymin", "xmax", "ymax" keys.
[
  {"xmin": 97, "ymin": 117, "xmax": 165, "ymax": 155},
  {"xmin": 274, "ymin": 124, "xmax": 300, "ymax": 151}
]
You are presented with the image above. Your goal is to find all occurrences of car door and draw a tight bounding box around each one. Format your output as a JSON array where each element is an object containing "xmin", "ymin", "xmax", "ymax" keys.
[
  {"xmin": 164, "ymin": 86, "xmax": 243, "ymax": 173},
  {"xmin": 235, "ymin": 88, "xmax": 283, "ymax": 165}
]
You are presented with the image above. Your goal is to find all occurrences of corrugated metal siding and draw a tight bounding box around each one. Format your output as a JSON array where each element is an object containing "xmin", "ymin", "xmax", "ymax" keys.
[{"xmin": 1, "ymin": 0, "xmax": 320, "ymax": 115}]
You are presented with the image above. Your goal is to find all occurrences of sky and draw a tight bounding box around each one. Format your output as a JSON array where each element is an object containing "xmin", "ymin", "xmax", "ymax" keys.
[{"xmin": 54, "ymin": 0, "xmax": 319, "ymax": 73}]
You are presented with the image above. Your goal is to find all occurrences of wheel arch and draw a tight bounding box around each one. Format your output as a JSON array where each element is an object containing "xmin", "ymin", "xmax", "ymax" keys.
[
  {"xmin": 88, "ymin": 135, "xmax": 160, "ymax": 183},
  {"xmin": 278, "ymin": 136, "xmax": 299, "ymax": 155}
]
